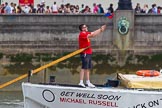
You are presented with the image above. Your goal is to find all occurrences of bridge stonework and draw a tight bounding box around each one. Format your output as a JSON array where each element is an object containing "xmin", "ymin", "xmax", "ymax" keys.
[{"xmin": 0, "ymin": 13, "xmax": 162, "ymax": 60}]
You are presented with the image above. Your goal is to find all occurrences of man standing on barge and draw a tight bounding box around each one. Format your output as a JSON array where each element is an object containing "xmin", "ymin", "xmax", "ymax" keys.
[{"xmin": 78, "ymin": 24, "xmax": 106, "ymax": 88}]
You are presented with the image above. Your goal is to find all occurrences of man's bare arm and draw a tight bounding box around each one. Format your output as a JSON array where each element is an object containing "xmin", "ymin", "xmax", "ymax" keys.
[{"xmin": 88, "ymin": 25, "xmax": 107, "ymax": 38}]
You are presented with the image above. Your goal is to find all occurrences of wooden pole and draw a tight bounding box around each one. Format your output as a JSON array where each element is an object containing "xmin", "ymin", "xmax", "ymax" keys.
[{"xmin": 0, "ymin": 47, "xmax": 89, "ymax": 89}]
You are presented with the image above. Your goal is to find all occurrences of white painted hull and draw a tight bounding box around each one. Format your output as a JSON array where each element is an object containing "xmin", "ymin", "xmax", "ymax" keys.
[{"xmin": 22, "ymin": 83, "xmax": 162, "ymax": 108}]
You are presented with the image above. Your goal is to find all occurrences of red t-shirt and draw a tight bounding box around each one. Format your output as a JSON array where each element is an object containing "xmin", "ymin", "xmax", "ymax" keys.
[{"xmin": 78, "ymin": 31, "xmax": 92, "ymax": 54}]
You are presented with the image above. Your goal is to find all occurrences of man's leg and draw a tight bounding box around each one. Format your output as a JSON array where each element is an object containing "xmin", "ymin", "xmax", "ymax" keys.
[
  {"xmin": 85, "ymin": 69, "xmax": 90, "ymax": 80},
  {"xmin": 78, "ymin": 69, "xmax": 85, "ymax": 87},
  {"xmin": 85, "ymin": 69, "xmax": 95, "ymax": 88},
  {"xmin": 80, "ymin": 69, "xmax": 85, "ymax": 80}
]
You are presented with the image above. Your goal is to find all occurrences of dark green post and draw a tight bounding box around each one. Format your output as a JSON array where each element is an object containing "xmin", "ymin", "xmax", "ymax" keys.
[{"xmin": 117, "ymin": 0, "xmax": 133, "ymax": 10}]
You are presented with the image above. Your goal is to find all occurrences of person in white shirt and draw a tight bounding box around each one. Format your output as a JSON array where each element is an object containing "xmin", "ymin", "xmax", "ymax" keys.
[
  {"xmin": 23, "ymin": 5, "xmax": 29, "ymax": 14},
  {"xmin": 10, "ymin": 2, "xmax": 14, "ymax": 13},
  {"xmin": 51, "ymin": 2, "xmax": 58, "ymax": 13}
]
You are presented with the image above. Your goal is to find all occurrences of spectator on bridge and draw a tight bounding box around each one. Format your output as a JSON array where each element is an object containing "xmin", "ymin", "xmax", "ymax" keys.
[
  {"xmin": 98, "ymin": 4, "xmax": 104, "ymax": 13},
  {"xmin": 51, "ymin": 2, "xmax": 58, "ymax": 13},
  {"xmin": 151, "ymin": 4, "xmax": 158, "ymax": 14},
  {"xmin": 0, "ymin": 4, "xmax": 5, "ymax": 13},
  {"xmin": 157, "ymin": 6, "xmax": 161, "ymax": 13},
  {"xmin": 16, "ymin": 5, "xmax": 22, "ymax": 13},
  {"xmin": 45, "ymin": 6, "xmax": 51, "ymax": 13},
  {"xmin": 36, "ymin": 4, "xmax": 41, "ymax": 13},
  {"xmin": 4, "ymin": 2, "xmax": 11, "ymax": 14},
  {"xmin": 105, "ymin": 3, "xmax": 114, "ymax": 19},
  {"xmin": 11, "ymin": 3, "xmax": 17, "ymax": 13},
  {"xmin": 40, "ymin": 3, "xmax": 45, "ymax": 13},
  {"xmin": 13, "ymin": 3, "xmax": 17, "ymax": 13},
  {"xmin": 23, "ymin": 5, "xmax": 30, "ymax": 14},
  {"xmin": 135, "ymin": 3, "xmax": 141, "ymax": 13},
  {"xmin": 107, "ymin": 3, "xmax": 114, "ymax": 14},
  {"xmin": 10, "ymin": 2, "xmax": 14, "ymax": 13},
  {"xmin": 78, "ymin": 24, "xmax": 106, "ymax": 88},
  {"xmin": 141, "ymin": 4, "xmax": 149, "ymax": 13},
  {"xmin": 80, "ymin": 4, "xmax": 84, "ymax": 13},
  {"xmin": 81, "ymin": 5, "xmax": 91, "ymax": 14},
  {"xmin": 93, "ymin": 3, "xmax": 98, "ymax": 13},
  {"xmin": 58, "ymin": 4, "xmax": 65, "ymax": 13},
  {"xmin": 29, "ymin": 4, "xmax": 36, "ymax": 13},
  {"xmin": 75, "ymin": 5, "xmax": 79, "ymax": 13},
  {"xmin": 70, "ymin": 5, "xmax": 75, "ymax": 13},
  {"xmin": 64, "ymin": 3, "xmax": 71, "ymax": 13}
]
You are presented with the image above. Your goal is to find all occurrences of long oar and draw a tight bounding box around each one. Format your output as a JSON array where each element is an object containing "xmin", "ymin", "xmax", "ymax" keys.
[{"xmin": 0, "ymin": 47, "xmax": 89, "ymax": 89}]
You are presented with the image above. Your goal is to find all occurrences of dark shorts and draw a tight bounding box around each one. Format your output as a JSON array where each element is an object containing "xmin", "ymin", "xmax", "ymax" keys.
[{"xmin": 80, "ymin": 54, "xmax": 92, "ymax": 69}]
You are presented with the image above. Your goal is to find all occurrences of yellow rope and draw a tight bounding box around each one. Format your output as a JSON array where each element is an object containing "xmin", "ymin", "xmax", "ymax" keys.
[{"xmin": 0, "ymin": 47, "xmax": 88, "ymax": 89}]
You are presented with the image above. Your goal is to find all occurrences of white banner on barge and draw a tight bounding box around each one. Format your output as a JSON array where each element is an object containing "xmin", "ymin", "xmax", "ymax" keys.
[{"xmin": 22, "ymin": 83, "xmax": 162, "ymax": 108}]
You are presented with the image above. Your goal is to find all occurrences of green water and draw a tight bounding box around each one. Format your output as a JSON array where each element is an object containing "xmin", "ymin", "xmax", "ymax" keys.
[
  {"xmin": 0, "ymin": 91, "xmax": 23, "ymax": 108},
  {"xmin": 1, "ymin": 53, "xmax": 162, "ymax": 76},
  {"xmin": 0, "ymin": 52, "xmax": 162, "ymax": 87}
]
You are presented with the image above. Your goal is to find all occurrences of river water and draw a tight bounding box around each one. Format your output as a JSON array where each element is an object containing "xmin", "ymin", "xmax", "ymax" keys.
[{"xmin": 0, "ymin": 91, "xmax": 23, "ymax": 108}]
